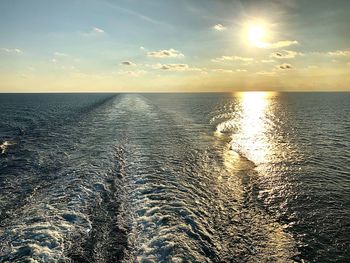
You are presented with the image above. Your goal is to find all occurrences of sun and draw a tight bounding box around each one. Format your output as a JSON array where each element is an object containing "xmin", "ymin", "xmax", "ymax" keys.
[
  {"xmin": 246, "ymin": 23, "xmax": 269, "ymax": 48},
  {"xmin": 248, "ymin": 25, "xmax": 265, "ymax": 43}
]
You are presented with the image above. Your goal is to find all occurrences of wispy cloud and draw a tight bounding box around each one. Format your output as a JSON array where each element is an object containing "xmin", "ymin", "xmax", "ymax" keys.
[
  {"xmin": 121, "ymin": 61, "xmax": 136, "ymax": 66},
  {"xmin": 326, "ymin": 50, "xmax": 350, "ymax": 56},
  {"xmin": 118, "ymin": 69, "xmax": 146, "ymax": 77},
  {"xmin": 212, "ymin": 68, "xmax": 233, "ymax": 73},
  {"xmin": 256, "ymin": 40, "xmax": 299, "ymax": 49},
  {"xmin": 0, "ymin": 48, "xmax": 23, "ymax": 54},
  {"xmin": 213, "ymin": 24, "xmax": 226, "ymax": 31},
  {"xmin": 147, "ymin": 49, "xmax": 184, "ymax": 58},
  {"xmin": 261, "ymin": 59, "xmax": 275, "ymax": 63},
  {"xmin": 54, "ymin": 52, "xmax": 68, "ymax": 57},
  {"xmin": 153, "ymin": 63, "xmax": 202, "ymax": 72},
  {"xmin": 271, "ymin": 50, "xmax": 303, "ymax": 59},
  {"xmin": 101, "ymin": 1, "xmax": 167, "ymax": 27},
  {"xmin": 256, "ymin": 71, "xmax": 276, "ymax": 76},
  {"xmin": 93, "ymin": 27, "xmax": 104, "ymax": 33},
  {"xmin": 212, "ymin": 68, "xmax": 247, "ymax": 73},
  {"xmin": 212, "ymin": 56, "xmax": 254, "ymax": 63},
  {"xmin": 270, "ymin": 40, "xmax": 299, "ymax": 48},
  {"xmin": 305, "ymin": 65, "xmax": 319, "ymax": 69},
  {"xmin": 82, "ymin": 27, "xmax": 105, "ymax": 37}
]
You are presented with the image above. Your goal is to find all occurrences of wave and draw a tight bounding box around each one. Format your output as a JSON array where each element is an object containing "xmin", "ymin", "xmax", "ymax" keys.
[{"xmin": 1, "ymin": 94, "xmax": 300, "ymax": 262}]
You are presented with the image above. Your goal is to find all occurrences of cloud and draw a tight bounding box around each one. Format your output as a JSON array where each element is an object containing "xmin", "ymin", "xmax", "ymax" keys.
[
  {"xmin": 50, "ymin": 52, "xmax": 80, "ymax": 68},
  {"xmin": 327, "ymin": 50, "xmax": 350, "ymax": 56},
  {"xmin": 212, "ymin": 69, "xmax": 233, "ymax": 73},
  {"xmin": 213, "ymin": 24, "xmax": 226, "ymax": 31},
  {"xmin": 54, "ymin": 52, "xmax": 68, "ymax": 57},
  {"xmin": 305, "ymin": 65, "xmax": 319, "ymax": 69},
  {"xmin": 92, "ymin": 27, "xmax": 104, "ymax": 33},
  {"xmin": 121, "ymin": 61, "xmax": 136, "ymax": 66},
  {"xmin": 212, "ymin": 56, "xmax": 254, "ymax": 63},
  {"xmin": 261, "ymin": 59, "xmax": 275, "ymax": 63},
  {"xmin": 309, "ymin": 50, "xmax": 350, "ymax": 58},
  {"xmin": 256, "ymin": 71, "xmax": 276, "ymax": 76},
  {"xmin": 82, "ymin": 27, "xmax": 105, "ymax": 37},
  {"xmin": 147, "ymin": 49, "xmax": 184, "ymax": 58},
  {"xmin": 277, "ymin": 63, "xmax": 293, "ymax": 70},
  {"xmin": 102, "ymin": 2, "xmax": 165, "ymax": 26},
  {"xmin": 118, "ymin": 70, "xmax": 146, "ymax": 77},
  {"xmin": 269, "ymin": 40, "xmax": 299, "ymax": 48},
  {"xmin": 271, "ymin": 50, "xmax": 302, "ymax": 59},
  {"xmin": 0, "ymin": 48, "xmax": 23, "ymax": 54},
  {"xmin": 212, "ymin": 68, "xmax": 247, "ymax": 73},
  {"xmin": 257, "ymin": 40, "xmax": 299, "ymax": 49},
  {"xmin": 154, "ymin": 63, "xmax": 202, "ymax": 72}
]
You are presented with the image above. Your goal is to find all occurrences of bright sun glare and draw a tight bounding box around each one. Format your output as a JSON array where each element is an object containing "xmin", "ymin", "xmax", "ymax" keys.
[
  {"xmin": 246, "ymin": 23, "xmax": 268, "ymax": 47},
  {"xmin": 248, "ymin": 25, "xmax": 265, "ymax": 42}
]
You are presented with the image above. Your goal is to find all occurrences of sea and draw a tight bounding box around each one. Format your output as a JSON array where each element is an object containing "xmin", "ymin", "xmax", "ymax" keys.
[{"xmin": 0, "ymin": 92, "xmax": 349, "ymax": 262}]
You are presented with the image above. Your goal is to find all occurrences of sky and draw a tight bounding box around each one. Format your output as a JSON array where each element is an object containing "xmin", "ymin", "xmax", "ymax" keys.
[{"xmin": 0, "ymin": 0, "xmax": 349, "ymax": 92}]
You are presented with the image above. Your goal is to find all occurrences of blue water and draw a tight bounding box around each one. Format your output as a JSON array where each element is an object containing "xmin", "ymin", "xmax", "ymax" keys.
[{"xmin": 0, "ymin": 93, "xmax": 349, "ymax": 262}]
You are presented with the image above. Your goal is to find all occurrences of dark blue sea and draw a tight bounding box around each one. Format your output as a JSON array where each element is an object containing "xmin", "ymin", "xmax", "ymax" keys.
[{"xmin": 0, "ymin": 93, "xmax": 349, "ymax": 262}]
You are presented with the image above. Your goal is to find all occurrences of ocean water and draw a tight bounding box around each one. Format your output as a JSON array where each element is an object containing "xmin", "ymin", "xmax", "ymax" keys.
[{"xmin": 0, "ymin": 92, "xmax": 349, "ymax": 263}]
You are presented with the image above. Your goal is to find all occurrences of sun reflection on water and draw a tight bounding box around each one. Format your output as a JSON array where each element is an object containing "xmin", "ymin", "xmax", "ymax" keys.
[
  {"xmin": 230, "ymin": 92, "xmax": 276, "ymax": 164},
  {"xmin": 214, "ymin": 92, "xmax": 298, "ymax": 260}
]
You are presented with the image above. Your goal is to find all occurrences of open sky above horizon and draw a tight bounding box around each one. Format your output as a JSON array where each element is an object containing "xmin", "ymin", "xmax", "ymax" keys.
[{"xmin": 0, "ymin": 0, "xmax": 350, "ymax": 92}]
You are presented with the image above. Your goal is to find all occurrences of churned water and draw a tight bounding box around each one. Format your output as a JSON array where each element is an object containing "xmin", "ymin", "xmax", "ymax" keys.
[{"xmin": 0, "ymin": 93, "xmax": 349, "ymax": 262}]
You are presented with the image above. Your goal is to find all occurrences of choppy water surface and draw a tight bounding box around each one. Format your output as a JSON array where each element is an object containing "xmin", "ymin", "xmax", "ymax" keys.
[{"xmin": 0, "ymin": 93, "xmax": 349, "ymax": 262}]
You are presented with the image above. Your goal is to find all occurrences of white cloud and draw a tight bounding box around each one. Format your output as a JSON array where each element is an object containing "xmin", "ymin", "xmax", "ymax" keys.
[
  {"xmin": 93, "ymin": 27, "xmax": 104, "ymax": 33},
  {"xmin": 140, "ymin": 46, "xmax": 147, "ymax": 51},
  {"xmin": 256, "ymin": 71, "xmax": 276, "ymax": 76},
  {"xmin": 82, "ymin": 27, "xmax": 105, "ymax": 37},
  {"xmin": 309, "ymin": 50, "xmax": 350, "ymax": 58},
  {"xmin": 261, "ymin": 59, "xmax": 275, "ymax": 63},
  {"xmin": 212, "ymin": 68, "xmax": 247, "ymax": 73},
  {"xmin": 212, "ymin": 69, "xmax": 233, "ymax": 73},
  {"xmin": 54, "ymin": 52, "xmax": 68, "ymax": 57},
  {"xmin": 271, "ymin": 50, "xmax": 303, "ymax": 59},
  {"xmin": 118, "ymin": 70, "xmax": 146, "ymax": 77},
  {"xmin": 147, "ymin": 49, "xmax": 184, "ymax": 58},
  {"xmin": 305, "ymin": 65, "xmax": 319, "ymax": 69},
  {"xmin": 327, "ymin": 50, "xmax": 350, "ymax": 56},
  {"xmin": 212, "ymin": 55, "xmax": 254, "ymax": 63},
  {"xmin": 0, "ymin": 48, "xmax": 23, "ymax": 54},
  {"xmin": 120, "ymin": 61, "xmax": 136, "ymax": 66},
  {"xmin": 270, "ymin": 40, "xmax": 299, "ymax": 48},
  {"xmin": 154, "ymin": 63, "xmax": 202, "ymax": 72},
  {"xmin": 213, "ymin": 24, "xmax": 226, "ymax": 31},
  {"xmin": 59, "ymin": 65, "xmax": 76, "ymax": 71},
  {"xmin": 257, "ymin": 40, "xmax": 299, "ymax": 49}
]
